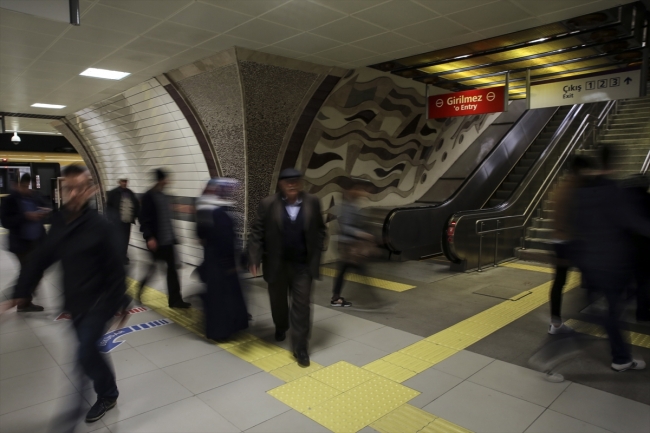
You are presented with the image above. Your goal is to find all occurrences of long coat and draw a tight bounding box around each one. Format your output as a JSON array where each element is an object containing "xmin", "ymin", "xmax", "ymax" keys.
[
  {"xmin": 197, "ymin": 205, "xmax": 248, "ymax": 341},
  {"xmin": 248, "ymin": 192, "xmax": 327, "ymax": 283}
]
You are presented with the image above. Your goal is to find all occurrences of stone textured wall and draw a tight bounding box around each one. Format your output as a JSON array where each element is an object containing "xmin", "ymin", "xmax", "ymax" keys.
[
  {"xmin": 175, "ymin": 64, "xmax": 246, "ymax": 233},
  {"xmin": 239, "ymin": 61, "xmax": 319, "ymax": 233}
]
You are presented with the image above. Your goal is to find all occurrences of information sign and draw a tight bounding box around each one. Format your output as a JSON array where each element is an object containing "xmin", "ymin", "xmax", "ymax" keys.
[{"xmin": 428, "ymin": 86, "xmax": 506, "ymax": 119}]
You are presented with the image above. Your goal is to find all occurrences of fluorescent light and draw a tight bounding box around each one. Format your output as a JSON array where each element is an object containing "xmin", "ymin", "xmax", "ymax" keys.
[
  {"xmin": 16, "ymin": 130, "xmax": 62, "ymax": 135},
  {"xmin": 529, "ymin": 38, "xmax": 549, "ymax": 43},
  {"xmin": 80, "ymin": 68, "xmax": 130, "ymax": 80},
  {"xmin": 31, "ymin": 103, "xmax": 66, "ymax": 109}
]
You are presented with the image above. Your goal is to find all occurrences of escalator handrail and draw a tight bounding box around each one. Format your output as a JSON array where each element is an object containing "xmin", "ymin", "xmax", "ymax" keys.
[
  {"xmin": 445, "ymin": 103, "xmax": 589, "ymax": 262},
  {"xmin": 381, "ymin": 103, "xmax": 549, "ymax": 251},
  {"xmin": 473, "ymin": 100, "xmax": 616, "ymax": 235}
]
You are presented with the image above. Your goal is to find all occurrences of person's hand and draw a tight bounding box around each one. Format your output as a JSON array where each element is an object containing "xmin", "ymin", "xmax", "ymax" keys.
[
  {"xmin": 249, "ymin": 265, "xmax": 258, "ymax": 277},
  {"xmin": 0, "ymin": 299, "xmax": 23, "ymax": 314},
  {"xmin": 25, "ymin": 211, "xmax": 43, "ymax": 221},
  {"xmin": 147, "ymin": 238, "xmax": 157, "ymax": 252}
]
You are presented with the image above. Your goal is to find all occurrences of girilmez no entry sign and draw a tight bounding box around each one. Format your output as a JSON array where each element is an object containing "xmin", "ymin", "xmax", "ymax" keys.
[{"xmin": 428, "ymin": 86, "xmax": 506, "ymax": 118}]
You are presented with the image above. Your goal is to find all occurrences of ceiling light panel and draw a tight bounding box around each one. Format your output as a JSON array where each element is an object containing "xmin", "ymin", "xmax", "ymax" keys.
[
  {"xmin": 80, "ymin": 68, "xmax": 131, "ymax": 80},
  {"xmin": 31, "ymin": 103, "xmax": 66, "ymax": 109}
]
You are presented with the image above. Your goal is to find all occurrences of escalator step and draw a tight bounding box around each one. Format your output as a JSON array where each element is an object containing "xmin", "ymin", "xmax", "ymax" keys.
[
  {"xmin": 488, "ymin": 199, "xmax": 503, "ymax": 208},
  {"xmin": 495, "ymin": 191, "xmax": 511, "ymax": 200},
  {"xmin": 508, "ymin": 174, "xmax": 524, "ymax": 183}
]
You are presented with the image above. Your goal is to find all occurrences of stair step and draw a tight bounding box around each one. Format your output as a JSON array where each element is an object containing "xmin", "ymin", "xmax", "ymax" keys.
[
  {"xmin": 525, "ymin": 238, "xmax": 556, "ymax": 251},
  {"xmin": 532, "ymin": 218, "xmax": 554, "ymax": 229},
  {"xmin": 515, "ymin": 248, "xmax": 556, "ymax": 264}
]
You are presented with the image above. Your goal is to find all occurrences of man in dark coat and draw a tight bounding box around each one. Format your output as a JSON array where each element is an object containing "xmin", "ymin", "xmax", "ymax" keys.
[
  {"xmin": 571, "ymin": 150, "xmax": 650, "ymax": 372},
  {"xmin": 0, "ymin": 165, "xmax": 128, "ymax": 424},
  {"xmin": 196, "ymin": 178, "xmax": 248, "ymax": 340},
  {"xmin": 106, "ymin": 178, "xmax": 139, "ymax": 265},
  {"xmin": 248, "ymin": 168, "xmax": 327, "ymax": 367},
  {"xmin": 137, "ymin": 168, "xmax": 189, "ymax": 308},
  {"xmin": 0, "ymin": 173, "xmax": 49, "ymax": 312}
]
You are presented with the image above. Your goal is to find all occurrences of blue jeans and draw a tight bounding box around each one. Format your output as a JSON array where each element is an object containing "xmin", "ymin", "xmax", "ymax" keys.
[{"xmin": 72, "ymin": 311, "xmax": 119, "ymax": 400}]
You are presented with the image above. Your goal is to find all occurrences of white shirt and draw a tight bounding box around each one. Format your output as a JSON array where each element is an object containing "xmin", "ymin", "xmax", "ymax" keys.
[{"xmin": 284, "ymin": 198, "xmax": 302, "ymax": 222}]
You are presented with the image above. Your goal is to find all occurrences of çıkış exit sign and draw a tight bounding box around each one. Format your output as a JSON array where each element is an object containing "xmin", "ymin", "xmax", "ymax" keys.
[
  {"xmin": 428, "ymin": 86, "xmax": 506, "ymax": 119},
  {"xmin": 529, "ymin": 68, "xmax": 641, "ymax": 109}
]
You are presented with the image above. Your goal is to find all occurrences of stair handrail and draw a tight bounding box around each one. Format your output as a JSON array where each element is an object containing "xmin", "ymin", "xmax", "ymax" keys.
[
  {"xmin": 474, "ymin": 101, "xmax": 613, "ymax": 236},
  {"xmin": 641, "ymin": 149, "xmax": 650, "ymax": 175}
]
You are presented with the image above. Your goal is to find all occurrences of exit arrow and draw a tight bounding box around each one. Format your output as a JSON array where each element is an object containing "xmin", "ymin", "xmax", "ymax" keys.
[{"xmin": 624, "ymin": 77, "xmax": 633, "ymax": 84}]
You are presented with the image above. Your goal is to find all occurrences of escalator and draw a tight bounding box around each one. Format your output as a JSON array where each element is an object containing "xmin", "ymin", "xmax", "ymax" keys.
[
  {"xmin": 364, "ymin": 101, "xmax": 575, "ymax": 260},
  {"xmin": 444, "ymin": 101, "xmax": 611, "ymax": 271}
]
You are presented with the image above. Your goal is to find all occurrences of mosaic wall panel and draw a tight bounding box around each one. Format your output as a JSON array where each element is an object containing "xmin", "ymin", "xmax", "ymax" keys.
[
  {"xmin": 64, "ymin": 78, "xmax": 210, "ymax": 265},
  {"xmin": 296, "ymin": 68, "xmax": 502, "ymax": 211},
  {"xmin": 239, "ymin": 61, "xmax": 319, "ymax": 234},
  {"xmin": 175, "ymin": 64, "xmax": 246, "ymax": 238}
]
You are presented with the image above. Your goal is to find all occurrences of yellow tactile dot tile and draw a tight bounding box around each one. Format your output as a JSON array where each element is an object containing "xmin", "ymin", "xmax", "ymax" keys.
[
  {"xmin": 370, "ymin": 404, "xmax": 437, "ymax": 433},
  {"xmin": 424, "ymin": 333, "xmax": 478, "ymax": 351},
  {"xmin": 363, "ymin": 359, "xmax": 417, "ymax": 383},
  {"xmin": 565, "ymin": 319, "xmax": 650, "ymax": 348},
  {"xmin": 305, "ymin": 376, "xmax": 419, "ymax": 433},
  {"xmin": 310, "ymin": 361, "xmax": 376, "ymax": 392},
  {"xmin": 400, "ymin": 341, "xmax": 459, "ymax": 362},
  {"xmin": 251, "ymin": 350, "xmax": 296, "ymax": 372},
  {"xmin": 500, "ymin": 262, "xmax": 555, "ymax": 273},
  {"xmin": 421, "ymin": 417, "xmax": 473, "ymax": 433},
  {"xmin": 215, "ymin": 332, "xmax": 258, "ymax": 349},
  {"xmin": 320, "ymin": 267, "xmax": 416, "ymax": 292},
  {"xmin": 270, "ymin": 361, "xmax": 323, "ymax": 382},
  {"xmin": 382, "ymin": 352, "xmax": 433, "ymax": 373},
  {"xmin": 225, "ymin": 338, "xmax": 283, "ymax": 362},
  {"xmin": 267, "ymin": 375, "xmax": 341, "ymax": 413}
]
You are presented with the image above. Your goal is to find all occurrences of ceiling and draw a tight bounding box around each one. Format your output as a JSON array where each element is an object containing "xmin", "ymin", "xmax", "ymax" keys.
[
  {"xmin": 372, "ymin": 2, "xmax": 647, "ymax": 98},
  {"xmin": 0, "ymin": 0, "xmax": 639, "ymax": 133}
]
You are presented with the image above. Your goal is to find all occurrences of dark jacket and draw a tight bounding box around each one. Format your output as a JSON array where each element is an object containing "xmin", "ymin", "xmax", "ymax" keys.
[
  {"xmin": 0, "ymin": 190, "xmax": 47, "ymax": 254},
  {"xmin": 14, "ymin": 207, "xmax": 126, "ymax": 316},
  {"xmin": 248, "ymin": 192, "xmax": 327, "ymax": 283},
  {"xmin": 139, "ymin": 187, "xmax": 175, "ymax": 243},
  {"xmin": 571, "ymin": 176, "xmax": 650, "ymax": 273},
  {"xmin": 106, "ymin": 186, "xmax": 139, "ymax": 224}
]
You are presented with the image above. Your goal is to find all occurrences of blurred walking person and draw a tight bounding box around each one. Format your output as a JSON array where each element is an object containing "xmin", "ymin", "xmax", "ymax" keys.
[
  {"xmin": 196, "ymin": 178, "xmax": 249, "ymax": 340},
  {"xmin": 620, "ymin": 174, "xmax": 650, "ymax": 322},
  {"xmin": 106, "ymin": 178, "xmax": 139, "ymax": 265},
  {"xmin": 0, "ymin": 173, "xmax": 49, "ymax": 312},
  {"xmin": 0, "ymin": 165, "xmax": 129, "ymax": 424},
  {"xmin": 571, "ymin": 146, "xmax": 650, "ymax": 371},
  {"xmin": 248, "ymin": 168, "xmax": 327, "ymax": 367},
  {"xmin": 331, "ymin": 179, "xmax": 376, "ymax": 307},
  {"xmin": 547, "ymin": 156, "xmax": 593, "ymax": 334},
  {"xmin": 137, "ymin": 168, "xmax": 190, "ymax": 308}
]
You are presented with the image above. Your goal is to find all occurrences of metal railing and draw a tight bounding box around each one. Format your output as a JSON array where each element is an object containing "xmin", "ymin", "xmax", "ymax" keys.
[
  {"xmin": 641, "ymin": 149, "xmax": 650, "ymax": 174},
  {"xmin": 473, "ymin": 100, "xmax": 618, "ymax": 272}
]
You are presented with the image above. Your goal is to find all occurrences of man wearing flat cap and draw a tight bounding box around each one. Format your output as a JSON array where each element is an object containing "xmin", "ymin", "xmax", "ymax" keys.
[{"xmin": 248, "ymin": 168, "xmax": 326, "ymax": 367}]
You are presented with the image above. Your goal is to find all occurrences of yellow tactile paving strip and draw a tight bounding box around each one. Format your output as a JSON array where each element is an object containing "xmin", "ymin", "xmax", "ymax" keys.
[
  {"xmin": 500, "ymin": 262, "xmax": 555, "ymax": 274},
  {"xmin": 125, "ymin": 260, "xmax": 582, "ymax": 433},
  {"xmin": 320, "ymin": 267, "xmax": 416, "ymax": 292},
  {"xmin": 565, "ymin": 319, "xmax": 650, "ymax": 349}
]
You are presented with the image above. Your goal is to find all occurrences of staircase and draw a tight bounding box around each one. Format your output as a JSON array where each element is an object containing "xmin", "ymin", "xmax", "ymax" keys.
[
  {"xmin": 516, "ymin": 95, "xmax": 650, "ymax": 264},
  {"xmin": 484, "ymin": 106, "xmax": 573, "ymax": 208}
]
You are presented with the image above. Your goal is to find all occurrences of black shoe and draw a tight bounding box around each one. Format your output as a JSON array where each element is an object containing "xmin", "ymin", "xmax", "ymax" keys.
[
  {"xmin": 293, "ymin": 350, "xmax": 310, "ymax": 367},
  {"xmin": 85, "ymin": 398, "xmax": 116, "ymax": 423},
  {"xmin": 275, "ymin": 330, "xmax": 286, "ymax": 342},
  {"xmin": 330, "ymin": 297, "xmax": 352, "ymax": 307},
  {"xmin": 169, "ymin": 301, "xmax": 191, "ymax": 309},
  {"xmin": 17, "ymin": 303, "xmax": 44, "ymax": 312}
]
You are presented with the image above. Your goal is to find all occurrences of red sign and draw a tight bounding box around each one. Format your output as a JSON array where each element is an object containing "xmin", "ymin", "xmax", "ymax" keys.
[{"xmin": 428, "ymin": 87, "xmax": 506, "ymax": 119}]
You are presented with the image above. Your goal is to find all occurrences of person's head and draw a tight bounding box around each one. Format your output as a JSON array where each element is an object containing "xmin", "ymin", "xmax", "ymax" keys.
[
  {"xmin": 118, "ymin": 178, "xmax": 128, "ymax": 189},
  {"xmin": 278, "ymin": 168, "xmax": 302, "ymax": 202},
  {"xmin": 346, "ymin": 178, "xmax": 371, "ymax": 200},
  {"xmin": 568, "ymin": 155, "xmax": 594, "ymax": 176},
  {"xmin": 18, "ymin": 173, "xmax": 31, "ymax": 193},
  {"xmin": 154, "ymin": 168, "xmax": 168, "ymax": 189},
  {"xmin": 62, "ymin": 164, "xmax": 94, "ymax": 213}
]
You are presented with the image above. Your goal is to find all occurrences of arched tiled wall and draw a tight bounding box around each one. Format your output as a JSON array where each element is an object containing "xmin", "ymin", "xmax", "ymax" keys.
[{"xmin": 62, "ymin": 78, "xmax": 210, "ymax": 265}]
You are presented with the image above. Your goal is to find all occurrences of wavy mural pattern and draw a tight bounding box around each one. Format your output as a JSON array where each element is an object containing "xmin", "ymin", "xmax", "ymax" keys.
[{"xmin": 296, "ymin": 69, "xmax": 499, "ymax": 210}]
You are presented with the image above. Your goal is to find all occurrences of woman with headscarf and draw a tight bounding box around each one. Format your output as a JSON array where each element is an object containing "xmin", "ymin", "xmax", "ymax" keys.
[{"xmin": 196, "ymin": 178, "xmax": 249, "ymax": 341}]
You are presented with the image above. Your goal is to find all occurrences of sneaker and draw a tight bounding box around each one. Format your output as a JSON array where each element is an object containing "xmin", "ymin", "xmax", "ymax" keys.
[
  {"xmin": 330, "ymin": 297, "xmax": 352, "ymax": 307},
  {"xmin": 17, "ymin": 303, "xmax": 44, "ymax": 312},
  {"xmin": 612, "ymin": 359, "xmax": 646, "ymax": 372},
  {"xmin": 85, "ymin": 398, "xmax": 116, "ymax": 423},
  {"xmin": 548, "ymin": 323, "xmax": 575, "ymax": 335},
  {"xmin": 544, "ymin": 372, "xmax": 565, "ymax": 383}
]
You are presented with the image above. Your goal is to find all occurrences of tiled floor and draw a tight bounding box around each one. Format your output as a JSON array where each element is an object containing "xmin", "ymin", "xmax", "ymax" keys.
[{"xmin": 0, "ymin": 245, "xmax": 649, "ymax": 433}]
